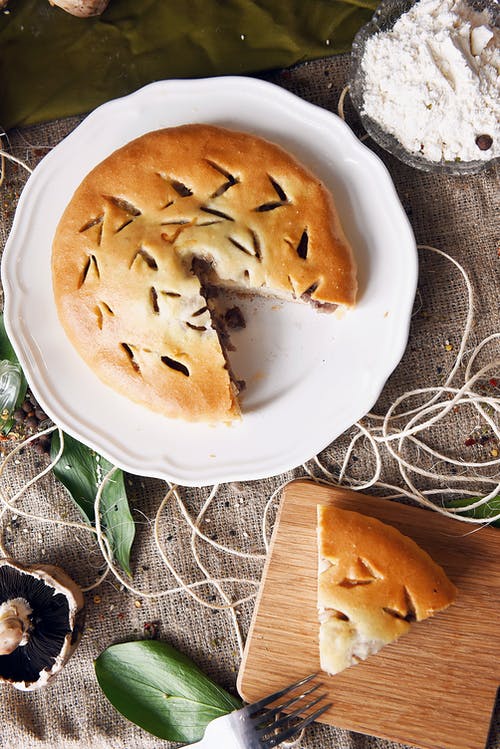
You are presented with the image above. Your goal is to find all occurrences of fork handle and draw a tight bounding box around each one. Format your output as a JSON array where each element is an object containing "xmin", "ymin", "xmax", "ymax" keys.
[{"xmin": 189, "ymin": 715, "xmax": 245, "ymax": 748}]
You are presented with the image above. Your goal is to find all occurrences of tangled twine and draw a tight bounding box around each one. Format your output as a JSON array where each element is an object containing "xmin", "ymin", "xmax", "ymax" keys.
[{"xmin": 0, "ymin": 147, "xmax": 33, "ymax": 190}]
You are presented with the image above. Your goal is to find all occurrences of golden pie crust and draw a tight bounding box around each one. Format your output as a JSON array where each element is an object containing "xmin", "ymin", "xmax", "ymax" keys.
[
  {"xmin": 52, "ymin": 124, "xmax": 357, "ymax": 422},
  {"xmin": 317, "ymin": 505, "xmax": 457, "ymax": 675}
]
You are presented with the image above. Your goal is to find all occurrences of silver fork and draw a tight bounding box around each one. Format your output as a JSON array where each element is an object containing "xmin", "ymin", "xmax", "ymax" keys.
[{"xmin": 189, "ymin": 673, "xmax": 331, "ymax": 748}]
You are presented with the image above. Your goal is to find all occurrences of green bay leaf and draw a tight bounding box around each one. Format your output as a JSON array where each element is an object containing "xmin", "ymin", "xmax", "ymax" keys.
[
  {"xmin": 95, "ymin": 640, "xmax": 242, "ymax": 742},
  {"xmin": 51, "ymin": 431, "xmax": 135, "ymax": 575},
  {"xmin": 446, "ymin": 496, "xmax": 500, "ymax": 527}
]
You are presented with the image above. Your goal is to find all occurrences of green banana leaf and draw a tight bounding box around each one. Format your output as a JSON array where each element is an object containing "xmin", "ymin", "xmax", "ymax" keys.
[{"xmin": 0, "ymin": 0, "xmax": 377, "ymax": 130}]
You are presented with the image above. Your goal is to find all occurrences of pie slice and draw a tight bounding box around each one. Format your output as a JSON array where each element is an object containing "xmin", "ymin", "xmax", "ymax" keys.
[
  {"xmin": 317, "ymin": 505, "xmax": 457, "ymax": 675},
  {"xmin": 52, "ymin": 124, "xmax": 357, "ymax": 422}
]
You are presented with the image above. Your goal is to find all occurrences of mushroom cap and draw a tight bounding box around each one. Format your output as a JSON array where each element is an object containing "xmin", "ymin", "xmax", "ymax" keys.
[
  {"xmin": 48, "ymin": 0, "xmax": 109, "ymax": 18},
  {"xmin": 0, "ymin": 558, "xmax": 85, "ymax": 690}
]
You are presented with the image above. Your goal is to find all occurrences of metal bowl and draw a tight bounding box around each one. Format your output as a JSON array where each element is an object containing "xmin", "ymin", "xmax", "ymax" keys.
[{"xmin": 349, "ymin": 0, "xmax": 499, "ymax": 175}]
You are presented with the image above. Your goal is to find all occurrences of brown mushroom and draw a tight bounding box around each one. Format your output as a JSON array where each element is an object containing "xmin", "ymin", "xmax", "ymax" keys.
[
  {"xmin": 48, "ymin": 0, "xmax": 109, "ymax": 17},
  {"xmin": 0, "ymin": 558, "xmax": 84, "ymax": 690}
]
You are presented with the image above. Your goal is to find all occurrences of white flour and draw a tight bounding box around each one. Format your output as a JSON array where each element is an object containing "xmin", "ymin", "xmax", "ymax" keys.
[{"xmin": 360, "ymin": 0, "xmax": 499, "ymax": 162}]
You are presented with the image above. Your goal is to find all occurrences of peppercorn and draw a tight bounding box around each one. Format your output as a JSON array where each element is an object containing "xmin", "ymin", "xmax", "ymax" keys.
[
  {"xmin": 475, "ymin": 134, "xmax": 493, "ymax": 151},
  {"xmin": 33, "ymin": 441, "xmax": 47, "ymax": 455},
  {"xmin": 10, "ymin": 392, "xmax": 53, "ymax": 453}
]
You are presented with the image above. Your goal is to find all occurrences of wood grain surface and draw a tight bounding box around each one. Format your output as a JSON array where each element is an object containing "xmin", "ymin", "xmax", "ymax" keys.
[{"xmin": 237, "ymin": 481, "xmax": 500, "ymax": 749}]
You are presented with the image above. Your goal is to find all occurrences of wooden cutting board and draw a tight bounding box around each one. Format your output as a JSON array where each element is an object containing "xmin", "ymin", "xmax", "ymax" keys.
[{"xmin": 237, "ymin": 481, "xmax": 500, "ymax": 749}]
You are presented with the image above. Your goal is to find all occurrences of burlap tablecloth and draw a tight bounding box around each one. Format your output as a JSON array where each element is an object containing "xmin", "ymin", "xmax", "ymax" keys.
[{"xmin": 0, "ymin": 55, "xmax": 498, "ymax": 749}]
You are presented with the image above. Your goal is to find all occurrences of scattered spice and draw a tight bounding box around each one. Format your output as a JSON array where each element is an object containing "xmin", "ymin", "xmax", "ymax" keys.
[
  {"xmin": 33, "ymin": 148, "xmax": 51, "ymax": 160},
  {"xmin": 12, "ymin": 392, "xmax": 52, "ymax": 453},
  {"xmin": 209, "ymin": 636, "xmax": 223, "ymax": 649},
  {"xmin": 143, "ymin": 620, "xmax": 160, "ymax": 640},
  {"xmin": 134, "ymin": 600, "xmax": 142, "ymax": 609}
]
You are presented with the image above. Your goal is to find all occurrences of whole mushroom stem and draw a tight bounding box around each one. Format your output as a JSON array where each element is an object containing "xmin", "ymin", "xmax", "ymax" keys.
[{"xmin": 0, "ymin": 599, "xmax": 32, "ymax": 655}]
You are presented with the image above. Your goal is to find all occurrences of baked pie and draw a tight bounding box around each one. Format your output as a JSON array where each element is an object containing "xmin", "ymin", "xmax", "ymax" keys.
[
  {"xmin": 317, "ymin": 505, "xmax": 457, "ymax": 675},
  {"xmin": 52, "ymin": 124, "xmax": 357, "ymax": 422}
]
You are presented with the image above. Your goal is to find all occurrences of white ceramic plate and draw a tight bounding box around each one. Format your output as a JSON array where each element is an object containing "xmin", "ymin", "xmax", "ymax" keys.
[{"xmin": 2, "ymin": 77, "xmax": 417, "ymax": 487}]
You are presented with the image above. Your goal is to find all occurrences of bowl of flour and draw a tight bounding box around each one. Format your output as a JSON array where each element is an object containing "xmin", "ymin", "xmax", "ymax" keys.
[{"xmin": 350, "ymin": 0, "xmax": 499, "ymax": 174}]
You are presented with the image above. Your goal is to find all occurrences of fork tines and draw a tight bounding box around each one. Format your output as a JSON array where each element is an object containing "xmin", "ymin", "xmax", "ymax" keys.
[{"xmin": 250, "ymin": 673, "xmax": 332, "ymax": 749}]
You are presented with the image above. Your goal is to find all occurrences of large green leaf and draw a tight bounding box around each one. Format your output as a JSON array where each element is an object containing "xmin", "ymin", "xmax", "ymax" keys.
[
  {"xmin": 51, "ymin": 431, "xmax": 135, "ymax": 575},
  {"xmin": 0, "ymin": 0, "xmax": 377, "ymax": 129},
  {"xmin": 95, "ymin": 640, "xmax": 242, "ymax": 742},
  {"xmin": 0, "ymin": 314, "xmax": 23, "ymax": 369},
  {"xmin": 0, "ymin": 313, "xmax": 27, "ymax": 434},
  {"xmin": 446, "ymin": 496, "xmax": 500, "ymax": 527}
]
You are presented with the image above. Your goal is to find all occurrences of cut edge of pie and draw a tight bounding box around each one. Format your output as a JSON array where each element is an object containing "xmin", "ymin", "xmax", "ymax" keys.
[{"xmin": 317, "ymin": 504, "xmax": 457, "ymax": 676}]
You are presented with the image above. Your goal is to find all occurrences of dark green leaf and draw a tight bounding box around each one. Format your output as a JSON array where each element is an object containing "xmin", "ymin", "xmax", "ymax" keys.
[
  {"xmin": 0, "ymin": 313, "xmax": 27, "ymax": 433},
  {"xmin": 446, "ymin": 496, "xmax": 500, "ymax": 527},
  {"xmin": 51, "ymin": 431, "xmax": 135, "ymax": 574},
  {"xmin": 0, "ymin": 313, "xmax": 21, "ymax": 365},
  {"xmin": 95, "ymin": 640, "xmax": 242, "ymax": 742},
  {"xmin": 0, "ymin": 0, "xmax": 377, "ymax": 129}
]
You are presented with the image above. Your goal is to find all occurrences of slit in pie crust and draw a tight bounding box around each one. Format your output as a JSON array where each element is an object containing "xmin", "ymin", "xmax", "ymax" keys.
[
  {"xmin": 52, "ymin": 125, "xmax": 357, "ymax": 422},
  {"xmin": 317, "ymin": 505, "xmax": 457, "ymax": 675}
]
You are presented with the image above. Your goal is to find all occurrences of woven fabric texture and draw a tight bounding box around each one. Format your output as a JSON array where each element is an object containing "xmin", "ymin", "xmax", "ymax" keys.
[{"xmin": 0, "ymin": 54, "xmax": 498, "ymax": 749}]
